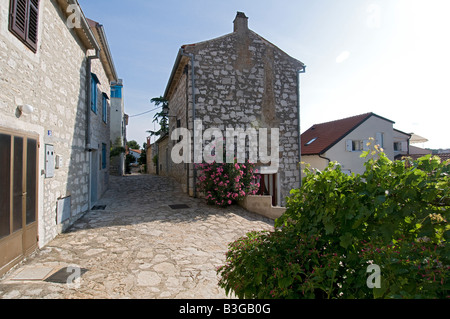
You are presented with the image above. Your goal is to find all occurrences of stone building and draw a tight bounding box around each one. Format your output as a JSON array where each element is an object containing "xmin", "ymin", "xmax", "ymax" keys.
[
  {"xmin": 161, "ymin": 12, "xmax": 305, "ymax": 206},
  {"xmin": 0, "ymin": 0, "xmax": 118, "ymax": 276}
]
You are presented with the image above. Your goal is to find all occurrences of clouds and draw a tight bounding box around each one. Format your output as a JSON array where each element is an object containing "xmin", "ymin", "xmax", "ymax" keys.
[{"xmin": 336, "ymin": 51, "xmax": 350, "ymax": 63}]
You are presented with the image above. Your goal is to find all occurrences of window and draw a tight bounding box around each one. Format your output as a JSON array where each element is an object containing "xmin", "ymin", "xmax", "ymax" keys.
[
  {"xmin": 305, "ymin": 137, "xmax": 317, "ymax": 146},
  {"xmin": 346, "ymin": 140, "xmax": 369, "ymax": 152},
  {"xmin": 102, "ymin": 93, "xmax": 108, "ymax": 123},
  {"xmin": 394, "ymin": 141, "xmax": 407, "ymax": 152},
  {"xmin": 9, "ymin": 0, "xmax": 40, "ymax": 53},
  {"xmin": 352, "ymin": 140, "xmax": 363, "ymax": 151},
  {"xmin": 91, "ymin": 74, "xmax": 99, "ymax": 113},
  {"xmin": 111, "ymin": 85, "xmax": 122, "ymax": 98},
  {"xmin": 101, "ymin": 143, "xmax": 106, "ymax": 169},
  {"xmin": 376, "ymin": 132, "xmax": 384, "ymax": 148}
]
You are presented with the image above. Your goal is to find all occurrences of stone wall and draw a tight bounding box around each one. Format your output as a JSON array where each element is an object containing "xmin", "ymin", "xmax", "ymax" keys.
[
  {"xmin": 167, "ymin": 69, "xmax": 189, "ymax": 192},
  {"xmin": 90, "ymin": 55, "xmax": 111, "ymax": 201},
  {"xmin": 167, "ymin": 13, "xmax": 304, "ymax": 205},
  {"xmin": 0, "ymin": 0, "xmax": 110, "ymax": 246}
]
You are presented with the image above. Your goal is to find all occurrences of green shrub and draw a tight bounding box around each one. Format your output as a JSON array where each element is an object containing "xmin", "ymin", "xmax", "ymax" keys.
[{"xmin": 217, "ymin": 145, "xmax": 449, "ymax": 299}]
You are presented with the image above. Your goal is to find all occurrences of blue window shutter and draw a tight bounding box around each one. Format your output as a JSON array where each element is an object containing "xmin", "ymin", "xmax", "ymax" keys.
[
  {"xmin": 91, "ymin": 76, "xmax": 97, "ymax": 113},
  {"xmin": 102, "ymin": 93, "xmax": 108, "ymax": 123},
  {"xmin": 91, "ymin": 73, "xmax": 100, "ymax": 113}
]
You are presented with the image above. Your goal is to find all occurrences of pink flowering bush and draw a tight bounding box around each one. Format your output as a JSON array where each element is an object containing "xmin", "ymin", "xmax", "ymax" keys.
[{"xmin": 195, "ymin": 159, "xmax": 260, "ymax": 207}]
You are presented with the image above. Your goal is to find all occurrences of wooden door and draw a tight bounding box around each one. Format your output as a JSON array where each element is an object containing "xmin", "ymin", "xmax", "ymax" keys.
[{"xmin": 0, "ymin": 130, "xmax": 38, "ymax": 276}]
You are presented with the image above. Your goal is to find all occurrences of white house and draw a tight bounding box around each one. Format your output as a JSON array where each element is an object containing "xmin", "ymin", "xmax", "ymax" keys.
[
  {"xmin": 301, "ymin": 113, "xmax": 411, "ymax": 176},
  {"xmin": 128, "ymin": 149, "xmax": 141, "ymax": 164}
]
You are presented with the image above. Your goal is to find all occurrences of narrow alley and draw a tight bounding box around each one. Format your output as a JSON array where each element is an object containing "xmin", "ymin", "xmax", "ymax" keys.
[{"xmin": 0, "ymin": 174, "xmax": 274, "ymax": 299}]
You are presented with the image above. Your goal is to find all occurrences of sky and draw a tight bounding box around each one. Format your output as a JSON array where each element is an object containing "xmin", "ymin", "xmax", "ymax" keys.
[{"xmin": 78, "ymin": 0, "xmax": 450, "ymax": 150}]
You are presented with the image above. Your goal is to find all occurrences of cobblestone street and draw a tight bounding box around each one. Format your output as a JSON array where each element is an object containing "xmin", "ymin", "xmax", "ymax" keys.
[{"xmin": 0, "ymin": 174, "xmax": 274, "ymax": 299}]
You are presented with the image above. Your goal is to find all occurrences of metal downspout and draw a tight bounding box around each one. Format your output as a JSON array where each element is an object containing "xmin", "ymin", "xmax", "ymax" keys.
[
  {"xmin": 180, "ymin": 49, "xmax": 197, "ymax": 197},
  {"xmin": 297, "ymin": 66, "xmax": 306, "ymax": 187},
  {"xmin": 86, "ymin": 50, "xmax": 100, "ymax": 151},
  {"xmin": 86, "ymin": 50, "xmax": 100, "ymax": 209}
]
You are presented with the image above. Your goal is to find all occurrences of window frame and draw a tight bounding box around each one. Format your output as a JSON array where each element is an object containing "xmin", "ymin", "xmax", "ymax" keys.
[
  {"xmin": 111, "ymin": 85, "xmax": 122, "ymax": 99},
  {"xmin": 9, "ymin": 0, "xmax": 40, "ymax": 53},
  {"xmin": 91, "ymin": 74, "xmax": 99, "ymax": 114},
  {"xmin": 102, "ymin": 93, "xmax": 108, "ymax": 124}
]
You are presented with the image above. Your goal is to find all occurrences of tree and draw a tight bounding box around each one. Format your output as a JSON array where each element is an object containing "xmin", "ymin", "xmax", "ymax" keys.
[
  {"xmin": 127, "ymin": 140, "xmax": 140, "ymax": 150},
  {"xmin": 110, "ymin": 137, "xmax": 126, "ymax": 158},
  {"xmin": 138, "ymin": 143, "xmax": 147, "ymax": 165},
  {"xmin": 147, "ymin": 96, "xmax": 169, "ymax": 137}
]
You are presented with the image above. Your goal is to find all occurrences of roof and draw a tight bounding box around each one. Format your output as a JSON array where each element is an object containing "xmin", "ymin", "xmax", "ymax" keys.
[
  {"xmin": 86, "ymin": 18, "xmax": 118, "ymax": 82},
  {"xmin": 55, "ymin": 0, "xmax": 100, "ymax": 51},
  {"xmin": 301, "ymin": 112, "xmax": 395, "ymax": 155},
  {"xmin": 163, "ymin": 12, "xmax": 305, "ymax": 101}
]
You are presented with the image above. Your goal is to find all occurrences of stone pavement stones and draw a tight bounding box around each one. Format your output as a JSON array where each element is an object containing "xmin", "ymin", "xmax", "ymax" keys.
[{"xmin": 0, "ymin": 174, "xmax": 274, "ymax": 299}]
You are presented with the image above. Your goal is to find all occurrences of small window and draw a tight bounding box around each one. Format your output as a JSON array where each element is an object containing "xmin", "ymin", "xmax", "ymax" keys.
[
  {"xmin": 352, "ymin": 140, "xmax": 363, "ymax": 151},
  {"xmin": 305, "ymin": 137, "xmax": 317, "ymax": 146},
  {"xmin": 91, "ymin": 74, "xmax": 99, "ymax": 113},
  {"xmin": 9, "ymin": 0, "xmax": 40, "ymax": 53},
  {"xmin": 346, "ymin": 140, "xmax": 365, "ymax": 152},
  {"xmin": 102, "ymin": 93, "xmax": 108, "ymax": 123},
  {"xmin": 111, "ymin": 85, "xmax": 122, "ymax": 98},
  {"xmin": 376, "ymin": 132, "xmax": 384, "ymax": 148}
]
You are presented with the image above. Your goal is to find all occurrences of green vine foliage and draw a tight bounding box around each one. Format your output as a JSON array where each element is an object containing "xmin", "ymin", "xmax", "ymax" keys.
[{"xmin": 217, "ymin": 142, "xmax": 449, "ymax": 299}]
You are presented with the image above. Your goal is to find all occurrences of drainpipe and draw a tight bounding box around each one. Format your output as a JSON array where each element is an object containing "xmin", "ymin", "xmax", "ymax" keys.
[
  {"xmin": 319, "ymin": 153, "xmax": 331, "ymax": 165},
  {"xmin": 297, "ymin": 66, "xmax": 306, "ymax": 187},
  {"xmin": 86, "ymin": 49, "xmax": 100, "ymax": 209},
  {"xmin": 86, "ymin": 49, "xmax": 100, "ymax": 151},
  {"xmin": 180, "ymin": 48, "xmax": 197, "ymax": 197}
]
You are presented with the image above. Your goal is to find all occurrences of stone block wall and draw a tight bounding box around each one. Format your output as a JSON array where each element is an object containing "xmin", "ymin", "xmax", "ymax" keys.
[
  {"xmin": 168, "ymin": 14, "xmax": 304, "ymax": 205},
  {"xmin": 0, "ymin": 0, "xmax": 110, "ymax": 246}
]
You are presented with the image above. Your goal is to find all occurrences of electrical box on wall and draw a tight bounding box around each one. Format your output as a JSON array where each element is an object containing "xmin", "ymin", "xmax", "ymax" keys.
[
  {"xmin": 45, "ymin": 144, "xmax": 55, "ymax": 178},
  {"xmin": 55, "ymin": 155, "xmax": 63, "ymax": 169}
]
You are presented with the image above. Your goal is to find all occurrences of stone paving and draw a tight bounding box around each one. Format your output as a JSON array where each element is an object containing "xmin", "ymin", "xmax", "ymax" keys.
[{"xmin": 0, "ymin": 174, "xmax": 274, "ymax": 299}]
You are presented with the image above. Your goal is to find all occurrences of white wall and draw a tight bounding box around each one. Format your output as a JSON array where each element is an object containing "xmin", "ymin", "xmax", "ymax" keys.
[{"xmin": 323, "ymin": 116, "xmax": 394, "ymax": 176}]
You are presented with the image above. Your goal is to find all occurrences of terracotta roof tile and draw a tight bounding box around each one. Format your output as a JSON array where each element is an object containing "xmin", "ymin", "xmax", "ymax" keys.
[{"xmin": 301, "ymin": 112, "xmax": 387, "ymax": 155}]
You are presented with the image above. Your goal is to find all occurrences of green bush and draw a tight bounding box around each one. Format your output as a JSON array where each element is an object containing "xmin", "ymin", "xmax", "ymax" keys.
[{"xmin": 217, "ymin": 145, "xmax": 449, "ymax": 299}]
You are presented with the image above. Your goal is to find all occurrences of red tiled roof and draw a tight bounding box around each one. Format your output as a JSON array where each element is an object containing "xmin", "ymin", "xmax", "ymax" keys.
[{"xmin": 301, "ymin": 113, "xmax": 394, "ymax": 155}]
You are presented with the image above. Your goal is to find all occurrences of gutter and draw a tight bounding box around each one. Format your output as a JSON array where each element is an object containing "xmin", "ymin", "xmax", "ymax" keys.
[
  {"xmin": 297, "ymin": 66, "xmax": 306, "ymax": 187},
  {"xmin": 319, "ymin": 153, "xmax": 331, "ymax": 165},
  {"xmin": 86, "ymin": 49, "xmax": 99, "ymax": 209},
  {"xmin": 65, "ymin": 0, "xmax": 100, "ymax": 51},
  {"xmin": 95, "ymin": 23, "xmax": 119, "ymax": 82}
]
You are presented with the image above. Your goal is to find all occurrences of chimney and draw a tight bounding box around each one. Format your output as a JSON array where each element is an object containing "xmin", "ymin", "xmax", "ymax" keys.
[{"xmin": 233, "ymin": 12, "xmax": 249, "ymax": 33}]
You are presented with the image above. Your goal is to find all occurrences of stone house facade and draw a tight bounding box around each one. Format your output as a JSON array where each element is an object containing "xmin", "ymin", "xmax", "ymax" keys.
[
  {"xmin": 161, "ymin": 12, "xmax": 305, "ymax": 206},
  {"xmin": 0, "ymin": 0, "xmax": 118, "ymax": 276}
]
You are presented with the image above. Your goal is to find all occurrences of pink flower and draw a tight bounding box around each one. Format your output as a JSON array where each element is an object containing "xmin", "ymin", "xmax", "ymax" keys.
[{"xmin": 228, "ymin": 200, "xmax": 232, "ymax": 205}]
